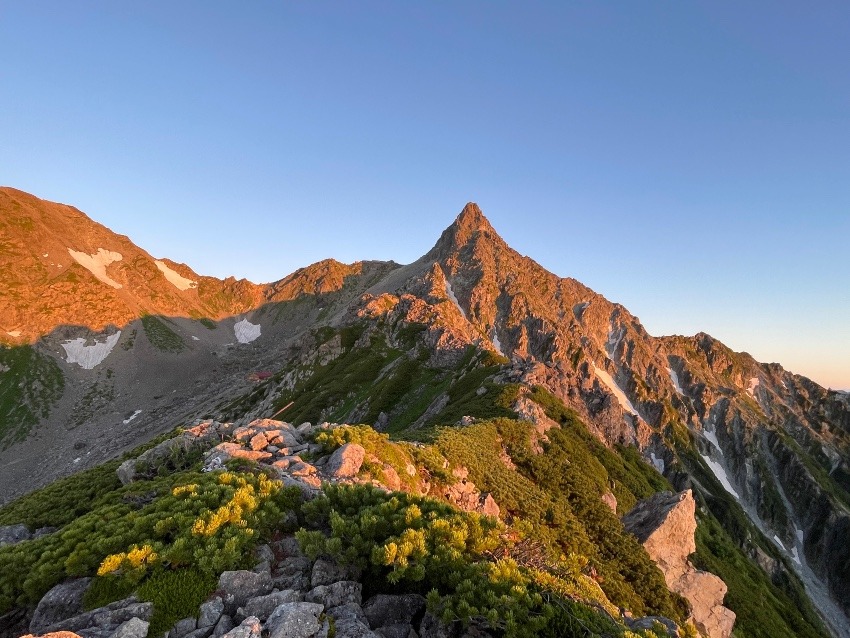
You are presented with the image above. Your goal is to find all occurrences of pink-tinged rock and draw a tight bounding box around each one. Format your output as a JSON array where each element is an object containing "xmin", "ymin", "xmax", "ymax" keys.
[
  {"xmin": 212, "ymin": 442, "xmax": 272, "ymax": 463},
  {"xmin": 601, "ymin": 491, "xmax": 618, "ymax": 513},
  {"xmin": 233, "ymin": 427, "xmax": 258, "ymax": 443},
  {"xmin": 623, "ymin": 490, "xmax": 735, "ymax": 638},
  {"xmin": 325, "ymin": 443, "xmax": 365, "ymax": 478},
  {"xmin": 289, "ymin": 462, "xmax": 317, "ymax": 477},
  {"xmin": 272, "ymin": 459, "xmax": 292, "ymax": 471},
  {"xmin": 249, "ymin": 433, "xmax": 269, "ymax": 451},
  {"xmin": 479, "ymin": 493, "xmax": 500, "ymax": 518}
]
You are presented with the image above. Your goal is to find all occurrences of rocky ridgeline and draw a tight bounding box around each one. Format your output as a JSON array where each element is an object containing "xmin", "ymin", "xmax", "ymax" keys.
[
  {"xmin": 20, "ymin": 537, "xmax": 458, "ymax": 638},
  {"xmin": 115, "ymin": 418, "xmax": 498, "ymax": 519},
  {"xmin": 623, "ymin": 491, "xmax": 735, "ymax": 638}
]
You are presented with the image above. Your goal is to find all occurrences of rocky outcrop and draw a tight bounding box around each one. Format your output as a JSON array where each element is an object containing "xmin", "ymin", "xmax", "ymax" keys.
[
  {"xmin": 117, "ymin": 420, "xmax": 229, "ymax": 485},
  {"xmin": 623, "ymin": 490, "xmax": 735, "ymax": 638}
]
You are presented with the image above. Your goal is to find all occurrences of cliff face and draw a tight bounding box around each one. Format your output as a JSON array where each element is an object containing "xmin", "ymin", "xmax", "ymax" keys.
[{"xmin": 623, "ymin": 491, "xmax": 736, "ymax": 638}]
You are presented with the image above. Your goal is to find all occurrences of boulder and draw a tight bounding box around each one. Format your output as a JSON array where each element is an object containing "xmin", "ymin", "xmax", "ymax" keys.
[
  {"xmin": 20, "ymin": 633, "xmax": 84, "ymax": 638},
  {"xmin": 220, "ymin": 616, "xmax": 261, "ymax": 638},
  {"xmin": 117, "ymin": 426, "xmax": 220, "ymax": 485},
  {"xmin": 111, "ymin": 617, "xmax": 150, "ymax": 638},
  {"xmin": 0, "ymin": 523, "xmax": 31, "ymax": 546},
  {"xmin": 305, "ymin": 581, "xmax": 362, "ymax": 609},
  {"xmin": 363, "ymin": 594, "xmax": 426, "ymax": 629},
  {"xmin": 212, "ymin": 615, "xmax": 235, "ymax": 638},
  {"xmin": 198, "ymin": 597, "xmax": 225, "ymax": 628},
  {"xmin": 217, "ymin": 571, "xmax": 273, "ymax": 615},
  {"xmin": 236, "ymin": 590, "xmax": 303, "ymax": 622},
  {"xmin": 375, "ymin": 626, "xmax": 417, "ymax": 638},
  {"xmin": 331, "ymin": 617, "xmax": 381, "ymax": 638},
  {"xmin": 30, "ymin": 578, "xmax": 92, "ymax": 634},
  {"xmin": 265, "ymin": 603, "xmax": 324, "ymax": 638},
  {"xmin": 325, "ymin": 443, "xmax": 366, "ymax": 478},
  {"xmin": 168, "ymin": 617, "xmax": 197, "ymax": 638},
  {"xmin": 311, "ymin": 558, "xmax": 360, "ymax": 587},
  {"xmin": 623, "ymin": 490, "xmax": 735, "ymax": 638}
]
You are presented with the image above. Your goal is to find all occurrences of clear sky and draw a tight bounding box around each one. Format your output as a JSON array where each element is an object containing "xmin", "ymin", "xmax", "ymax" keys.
[{"xmin": 1, "ymin": 1, "xmax": 848, "ymax": 389}]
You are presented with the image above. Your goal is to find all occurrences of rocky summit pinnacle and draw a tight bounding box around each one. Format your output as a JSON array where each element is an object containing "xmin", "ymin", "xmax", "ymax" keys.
[{"xmin": 426, "ymin": 201, "xmax": 504, "ymax": 261}]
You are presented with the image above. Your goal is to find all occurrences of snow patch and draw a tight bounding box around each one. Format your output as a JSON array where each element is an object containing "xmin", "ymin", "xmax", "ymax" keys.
[
  {"xmin": 234, "ymin": 319, "xmax": 261, "ymax": 344},
  {"xmin": 650, "ymin": 453, "xmax": 665, "ymax": 473},
  {"xmin": 444, "ymin": 278, "xmax": 467, "ymax": 320},
  {"xmin": 746, "ymin": 377, "xmax": 760, "ymax": 397},
  {"xmin": 591, "ymin": 363, "xmax": 639, "ymax": 416},
  {"xmin": 700, "ymin": 452, "xmax": 741, "ymax": 499},
  {"xmin": 606, "ymin": 325, "xmax": 625, "ymax": 359},
  {"xmin": 491, "ymin": 329, "xmax": 504, "ymax": 356},
  {"xmin": 703, "ymin": 427, "xmax": 722, "ymax": 452},
  {"xmin": 773, "ymin": 535, "xmax": 786, "ymax": 550},
  {"xmin": 668, "ymin": 368, "xmax": 684, "ymax": 395},
  {"xmin": 155, "ymin": 260, "xmax": 197, "ymax": 291},
  {"xmin": 123, "ymin": 410, "xmax": 142, "ymax": 424},
  {"xmin": 791, "ymin": 547, "xmax": 801, "ymax": 565},
  {"xmin": 191, "ymin": 335, "xmax": 200, "ymax": 341},
  {"xmin": 6, "ymin": 330, "xmax": 21, "ymax": 338},
  {"xmin": 61, "ymin": 331, "xmax": 121, "ymax": 369},
  {"xmin": 796, "ymin": 526, "xmax": 804, "ymax": 543},
  {"xmin": 67, "ymin": 248, "xmax": 123, "ymax": 289}
]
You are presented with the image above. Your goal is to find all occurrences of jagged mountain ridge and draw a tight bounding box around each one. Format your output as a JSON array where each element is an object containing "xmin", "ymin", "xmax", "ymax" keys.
[{"xmin": 0, "ymin": 190, "xmax": 848, "ymax": 635}]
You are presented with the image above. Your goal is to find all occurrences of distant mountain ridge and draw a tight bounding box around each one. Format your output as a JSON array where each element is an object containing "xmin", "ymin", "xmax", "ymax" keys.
[{"xmin": 0, "ymin": 189, "xmax": 848, "ymax": 636}]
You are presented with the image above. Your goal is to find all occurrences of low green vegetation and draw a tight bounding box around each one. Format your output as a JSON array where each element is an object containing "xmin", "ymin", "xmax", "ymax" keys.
[
  {"xmin": 0, "ymin": 345, "xmax": 64, "ymax": 445},
  {"xmin": 197, "ymin": 318, "xmax": 217, "ymax": 330},
  {"xmin": 141, "ymin": 315, "xmax": 185, "ymax": 353},
  {"xmin": 435, "ymin": 418, "xmax": 687, "ymax": 621},
  {"xmin": 297, "ymin": 484, "xmax": 647, "ymax": 638},
  {"xmin": 269, "ymin": 326, "xmax": 516, "ymax": 432},
  {"xmin": 0, "ymin": 443, "xmax": 299, "ymax": 631}
]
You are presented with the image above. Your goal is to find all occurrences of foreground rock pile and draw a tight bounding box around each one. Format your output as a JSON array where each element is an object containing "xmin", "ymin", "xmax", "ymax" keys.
[{"xmin": 22, "ymin": 537, "xmax": 471, "ymax": 638}]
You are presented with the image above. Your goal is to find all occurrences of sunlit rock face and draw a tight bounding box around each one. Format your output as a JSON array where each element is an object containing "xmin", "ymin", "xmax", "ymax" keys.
[{"xmin": 623, "ymin": 490, "xmax": 736, "ymax": 638}]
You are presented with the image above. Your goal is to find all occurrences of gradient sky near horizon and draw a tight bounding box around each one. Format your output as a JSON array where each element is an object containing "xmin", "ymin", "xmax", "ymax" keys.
[{"xmin": 1, "ymin": 2, "xmax": 848, "ymax": 389}]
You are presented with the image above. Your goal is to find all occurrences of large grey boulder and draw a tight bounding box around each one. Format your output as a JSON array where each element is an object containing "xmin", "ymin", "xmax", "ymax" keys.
[
  {"xmin": 220, "ymin": 616, "xmax": 261, "ymax": 638},
  {"xmin": 30, "ymin": 578, "xmax": 92, "ymax": 634},
  {"xmin": 265, "ymin": 603, "xmax": 324, "ymax": 638},
  {"xmin": 332, "ymin": 617, "xmax": 382, "ymax": 638},
  {"xmin": 198, "ymin": 598, "xmax": 225, "ymax": 628},
  {"xmin": 0, "ymin": 523, "xmax": 31, "ymax": 546},
  {"xmin": 168, "ymin": 617, "xmax": 197, "ymax": 638},
  {"xmin": 111, "ymin": 617, "xmax": 150, "ymax": 638},
  {"xmin": 212, "ymin": 615, "xmax": 235, "ymax": 638},
  {"xmin": 305, "ymin": 581, "xmax": 362, "ymax": 610},
  {"xmin": 310, "ymin": 558, "xmax": 359, "ymax": 588},
  {"xmin": 325, "ymin": 443, "xmax": 365, "ymax": 478},
  {"xmin": 363, "ymin": 594, "xmax": 426, "ymax": 629},
  {"xmin": 236, "ymin": 590, "xmax": 303, "ymax": 622},
  {"xmin": 39, "ymin": 597, "xmax": 153, "ymax": 635},
  {"xmin": 217, "ymin": 571, "xmax": 273, "ymax": 614}
]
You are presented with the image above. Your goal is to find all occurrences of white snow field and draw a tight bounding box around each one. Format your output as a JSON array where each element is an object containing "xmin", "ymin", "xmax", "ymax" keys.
[
  {"xmin": 591, "ymin": 363, "xmax": 639, "ymax": 416},
  {"xmin": 155, "ymin": 260, "xmax": 197, "ymax": 291},
  {"xmin": 67, "ymin": 248, "xmax": 123, "ymax": 289},
  {"xmin": 234, "ymin": 319, "xmax": 261, "ymax": 343},
  {"xmin": 62, "ymin": 331, "xmax": 122, "ymax": 369}
]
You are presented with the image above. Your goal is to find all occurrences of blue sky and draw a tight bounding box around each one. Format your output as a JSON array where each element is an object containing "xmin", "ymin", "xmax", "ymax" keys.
[{"xmin": 1, "ymin": 1, "xmax": 848, "ymax": 389}]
